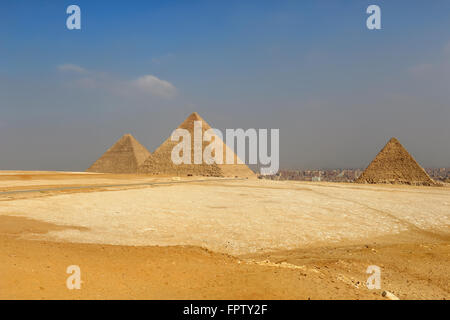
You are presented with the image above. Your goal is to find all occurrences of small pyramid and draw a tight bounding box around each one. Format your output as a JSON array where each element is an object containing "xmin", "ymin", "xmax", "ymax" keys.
[
  {"xmin": 356, "ymin": 137, "xmax": 435, "ymax": 186},
  {"xmin": 87, "ymin": 134, "xmax": 151, "ymax": 174},
  {"xmin": 138, "ymin": 112, "xmax": 255, "ymax": 177}
]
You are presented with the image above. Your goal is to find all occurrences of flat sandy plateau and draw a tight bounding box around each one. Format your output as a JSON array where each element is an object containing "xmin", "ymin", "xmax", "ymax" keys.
[{"xmin": 0, "ymin": 171, "xmax": 449, "ymax": 299}]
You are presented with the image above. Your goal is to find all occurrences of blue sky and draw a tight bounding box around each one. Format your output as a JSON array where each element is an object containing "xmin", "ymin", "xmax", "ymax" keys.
[{"xmin": 1, "ymin": 0, "xmax": 450, "ymax": 170}]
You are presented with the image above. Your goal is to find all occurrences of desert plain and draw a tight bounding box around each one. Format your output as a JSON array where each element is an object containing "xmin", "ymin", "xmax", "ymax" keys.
[{"xmin": 0, "ymin": 171, "xmax": 449, "ymax": 299}]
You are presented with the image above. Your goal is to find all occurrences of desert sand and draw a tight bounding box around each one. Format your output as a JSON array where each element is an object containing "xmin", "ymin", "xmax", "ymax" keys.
[{"xmin": 0, "ymin": 171, "xmax": 449, "ymax": 299}]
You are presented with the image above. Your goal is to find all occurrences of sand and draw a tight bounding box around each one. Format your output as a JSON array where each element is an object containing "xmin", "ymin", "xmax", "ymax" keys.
[{"xmin": 0, "ymin": 171, "xmax": 449, "ymax": 299}]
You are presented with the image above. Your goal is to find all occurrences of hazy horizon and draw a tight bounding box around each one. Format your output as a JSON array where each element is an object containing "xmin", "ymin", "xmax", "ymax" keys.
[{"xmin": 1, "ymin": 1, "xmax": 449, "ymax": 171}]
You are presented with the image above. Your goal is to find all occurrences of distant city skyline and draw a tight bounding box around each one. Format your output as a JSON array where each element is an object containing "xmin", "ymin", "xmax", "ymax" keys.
[{"xmin": 1, "ymin": 1, "xmax": 449, "ymax": 171}]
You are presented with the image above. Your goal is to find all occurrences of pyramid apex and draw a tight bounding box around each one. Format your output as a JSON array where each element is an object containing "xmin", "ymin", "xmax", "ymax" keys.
[
  {"xmin": 120, "ymin": 133, "xmax": 135, "ymax": 142},
  {"xmin": 388, "ymin": 137, "xmax": 400, "ymax": 143},
  {"xmin": 187, "ymin": 112, "xmax": 202, "ymax": 120}
]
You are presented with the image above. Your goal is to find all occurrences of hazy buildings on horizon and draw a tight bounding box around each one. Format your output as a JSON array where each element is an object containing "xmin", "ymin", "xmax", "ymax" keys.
[{"xmin": 262, "ymin": 168, "xmax": 450, "ymax": 183}]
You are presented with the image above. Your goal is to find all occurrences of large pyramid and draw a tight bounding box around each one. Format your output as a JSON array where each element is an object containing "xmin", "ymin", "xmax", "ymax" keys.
[
  {"xmin": 87, "ymin": 134, "xmax": 151, "ymax": 174},
  {"xmin": 138, "ymin": 112, "xmax": 255, "ymax": 177},
  {"xmin": 356, "ymin": 137, "xmax": 435, "ymax": 186}
]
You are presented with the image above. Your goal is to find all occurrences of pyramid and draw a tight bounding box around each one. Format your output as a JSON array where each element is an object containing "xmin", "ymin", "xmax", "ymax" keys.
[
  {"xmin": 87, "ymin": 134, "xmax": 152, "ymax": 174},
  {"xmin": 138, "ymin": 112, "xmax": 255, "ymax": 177},
  {"xmin": 356, "ymin": 137, "xmax": 435, "ymax": 186}
]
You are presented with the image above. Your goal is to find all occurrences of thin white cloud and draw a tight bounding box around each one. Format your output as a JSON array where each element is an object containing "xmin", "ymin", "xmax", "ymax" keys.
[
  {"xmin": 58, "ymin": 64, "xmax": 177, "ymax": 99},
  {"xmin": 57, "ymin": 64, "xmax": 88, "ymax": 74},
  {"xmin": 132, "ymin": 75, "xmax": 177, "ymax": 98}
]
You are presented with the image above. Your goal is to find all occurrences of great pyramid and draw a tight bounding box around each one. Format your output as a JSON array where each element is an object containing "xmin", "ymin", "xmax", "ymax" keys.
[
  {"xmin": 87, "ymin": 134, "xmax": 152, "ymax": 174},
  {"xmin": 356, "ymin": 137, "xmax": 435, "ymax": 186},
  {"xmin": 138, "ymin": 112, "xmax": 255, "ymax": 177}
]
